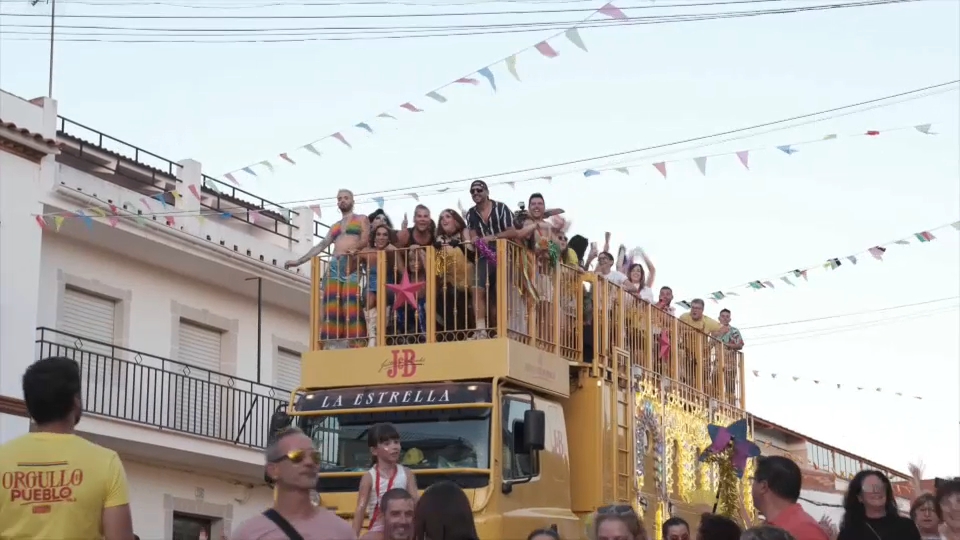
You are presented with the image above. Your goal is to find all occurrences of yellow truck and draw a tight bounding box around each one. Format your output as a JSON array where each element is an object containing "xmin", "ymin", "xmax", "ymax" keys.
[{"xmin": 269, "ymin": 240, "xmax": 750, "ymax": 539}]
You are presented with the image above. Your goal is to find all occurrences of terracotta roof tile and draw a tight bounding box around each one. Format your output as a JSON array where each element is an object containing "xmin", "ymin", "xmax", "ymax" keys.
[{"xmin": 0, "ymin": 119, "xmax": 59, "ymax": 148}]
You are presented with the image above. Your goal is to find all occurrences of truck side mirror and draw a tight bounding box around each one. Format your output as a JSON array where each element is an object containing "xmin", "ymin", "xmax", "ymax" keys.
[{"xmin": 523, "ymin": 409, "xmax": 546, "ymax": 452}]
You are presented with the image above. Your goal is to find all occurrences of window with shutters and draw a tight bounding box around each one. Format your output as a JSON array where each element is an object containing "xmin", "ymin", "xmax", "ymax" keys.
[
  {"xmin": 275, "ymin": 348, "xmax": 301, "ymax": 393},
  {"xmin": 59, "ymin": 287, "xmax": 122, "ymax": 411},
  {"xmin": 173, "ymin": 320, "xmax": 223, "ymax": 438}
]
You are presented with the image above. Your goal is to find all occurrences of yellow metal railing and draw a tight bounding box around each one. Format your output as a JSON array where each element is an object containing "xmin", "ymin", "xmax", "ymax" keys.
[{"xmin": 309, "ymin": 240, "xmax": 745, "ymax": 408}]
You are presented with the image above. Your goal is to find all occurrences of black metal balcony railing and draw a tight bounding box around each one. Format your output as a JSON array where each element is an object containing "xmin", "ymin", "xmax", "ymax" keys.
[
  {"xmin": 201, "ymin": 174, "xmax": 301, "ymax": 242},
  {"xmin": 35, "ymin": 327, "xmax": 289, "ymax": 450},
  {"xmin": 57, "ymin": 116, "xmax": 183, "ymax": 180}
]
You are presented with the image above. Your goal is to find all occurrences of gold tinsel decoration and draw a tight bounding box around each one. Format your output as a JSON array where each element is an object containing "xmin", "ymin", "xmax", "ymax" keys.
[{"xmin": 700, "ymin": 448, "xmax": 740, "ymax": 519}]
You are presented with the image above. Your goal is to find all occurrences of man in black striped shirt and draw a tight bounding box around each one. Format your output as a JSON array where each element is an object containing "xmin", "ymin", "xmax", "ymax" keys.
[{"xmin": 465, "ymin": 180, "xmax": 515, "ymax": 338}]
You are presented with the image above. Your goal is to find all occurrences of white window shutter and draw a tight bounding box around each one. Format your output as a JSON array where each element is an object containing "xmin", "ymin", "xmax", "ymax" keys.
[
  {"xmin": 275, "ymin": 348, "xmax": 301, "ymax": 393},
  {"xmin": 173, "ymin": 321, "xmax": 223, "ymax": 438},
  {"xmin": 60, "ymin": 287, "xmax": 120, "ymax": 407}
]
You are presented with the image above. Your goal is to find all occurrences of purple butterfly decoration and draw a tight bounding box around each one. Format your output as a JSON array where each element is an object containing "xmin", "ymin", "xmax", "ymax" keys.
[{"xmin": 698, "ymin": 418, "xmax": 761, "ymax": 478}]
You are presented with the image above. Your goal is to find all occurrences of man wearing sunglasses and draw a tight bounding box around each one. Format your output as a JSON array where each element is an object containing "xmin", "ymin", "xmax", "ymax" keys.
[
  {"xmin": 464, "ymin": 180, "xmax": 515, "ymax": 338},
  {"xmin": 232, "ymin": 428, "xmax": 355, "ymax": 540}
]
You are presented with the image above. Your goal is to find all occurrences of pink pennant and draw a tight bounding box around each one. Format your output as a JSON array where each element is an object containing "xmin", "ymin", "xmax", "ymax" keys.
[
  {"xmin": 653, "ymin": 162, "xmax": 667, "ymax": 178},
  {"xmin": 455, "ymin": 77, "xmax": 479, "ymax": 85},
  {"xmin": 224, "ymin": 173, "xmax": 239, "ymax": 186},
  {"xmin": 188, "ymin": 184, "xmax": 201, "ymax": 201},
  {"xmin": 598, "ymin": 2, "xmax": 627, "ymax": 19},
  {"xmin": 400, "ymin": 103, "xmax": 423, "ymax": 113},
  {"xmin": 35, "ymin": 215, "xmax": 47, "ymax": 229},
  {"xmin": 280, "ymin": 153, "xmax": 296, "ymax": 165},
  {"xmin": 332, "ymin": 132, "xmax": 352, "ymax": 148},
  {"xmin": 534, "ymin": 42, "xmax": 559, "ymax": 58},
  {"xmin": 736, "ymin": 150, "xmax": 750, "ymax": 170},
  {"xmin": 108, "ymin": 204, "xmax": 120, "ymax": 228},
  {"xmin": 165, "ymin": 216, "xmax": 176, "ymax": 227},
  {"xmin": 249, "ymin": 210, "xmax": 260, "ymax": 224}
]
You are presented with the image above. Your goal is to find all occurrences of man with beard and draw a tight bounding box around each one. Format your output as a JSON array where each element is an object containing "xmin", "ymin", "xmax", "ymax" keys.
[
  {"xmin": 0, "ymin": 356, "xmax": 134, "ymax": 540},
  {"xmin": 285, "ymin": 189, "xmax": 370, "ymax": 349},
  {"xmin": 373, "ymin": 488, "xmax": 414, "ymax": 540},
  {"xmin": 233, "ymin": 427, "xmax": 356, "ymax": 540},
  {"xmin": 464, "ymin": 180, "xmax": 515, "ymax": 338}
]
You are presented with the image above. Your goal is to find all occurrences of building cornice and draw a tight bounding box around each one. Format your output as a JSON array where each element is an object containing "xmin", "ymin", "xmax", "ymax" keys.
[{"xmin": 0, "ymin": 119, "xmax": 60, "ymax": 163}]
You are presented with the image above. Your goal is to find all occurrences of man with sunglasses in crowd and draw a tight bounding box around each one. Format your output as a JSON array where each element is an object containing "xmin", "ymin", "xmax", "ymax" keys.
[
  {"xmin": 232, "ymin": 427, "xmax": 355, "ymax": 540},
  {"xmin": 464, "ymin": 180, "xmax": 515, "ymax": 339}
]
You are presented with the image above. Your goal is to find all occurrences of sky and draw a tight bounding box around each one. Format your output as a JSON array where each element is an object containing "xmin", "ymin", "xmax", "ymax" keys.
[{"xmin": 1, "ymin": 0, "xmax": 959, "ymax": 477}]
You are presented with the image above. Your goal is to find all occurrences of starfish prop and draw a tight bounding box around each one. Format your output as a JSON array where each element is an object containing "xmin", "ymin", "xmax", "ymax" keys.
[
  {"xmin": 699, "ymin": 418, "xmax": 761, "ymax": 477},
  {"xmin": 387, "ymin": 272, "xmax": 425, "ymax": 310}
]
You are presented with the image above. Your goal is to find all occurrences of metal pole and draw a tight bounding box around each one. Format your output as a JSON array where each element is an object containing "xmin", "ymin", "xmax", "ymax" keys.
[
  {"xmin": 245, "ymin": 277, "xmax": 263, "ymax": 383},
  {"xmin": 47, "ymin": 0, "xmax": 56, "ymax": 98}
]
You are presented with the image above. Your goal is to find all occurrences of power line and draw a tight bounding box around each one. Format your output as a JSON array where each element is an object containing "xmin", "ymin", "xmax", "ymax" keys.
[
  {"xmin": 312, "ymin": 80, "xmax": 959, "ymax": 203},
  {"xmin": 747, "ymin": 305, "xmax": 959, "ymax": 347},
  {"xmin": 0, "ymin": 0, "xmax": 923, "ymax": 42},
  {"xmin": 45, "ymin": 82, "xmax": 960, "ymax": 221},
  {"xmin": 740, "ymin": 296, "xmax": 960, "ymax": 330},
  {"xmin": 0, "ymin": 0, "xmax": 880, "ymax": 18}
]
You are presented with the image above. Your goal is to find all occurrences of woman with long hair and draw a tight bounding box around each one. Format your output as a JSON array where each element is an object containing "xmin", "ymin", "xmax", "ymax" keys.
[
  {"xmin": 593, "ymin": 504, "xmax": 647, "ymax": 540},
  {"xmin": 360, "ymin": 224, "xmax": 397, "ymax": 347},
  {"xmin": 413, "ymin": 481, "xmax": 479, "ymax": 540},
  {"xmin": 838, "ymin": 470, "xmax": 920, "ymax": 540}
]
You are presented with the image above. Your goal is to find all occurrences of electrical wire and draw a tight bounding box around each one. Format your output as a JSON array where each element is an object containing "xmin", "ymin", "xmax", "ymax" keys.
[
  {"xmin": 740, "ymin": 296, "xmax": 960, "ymax": 330},
  {"xmin": 747, "ymin": 305, "xmax": 959, "ymax": 347},
  {"xmin": 0, "ymin": 1, "xmax": 922, "ymax": 39},
  {"xmin": 45, "ymin": 81, "xmax": 959, "ymax": 220},
  {"xmin": 0, "ymin": 0, "xmax": 896, "ymax": 18},
  {"xmin": 307, "ymin": 80, "xmax": 959, "ymax": 204}
]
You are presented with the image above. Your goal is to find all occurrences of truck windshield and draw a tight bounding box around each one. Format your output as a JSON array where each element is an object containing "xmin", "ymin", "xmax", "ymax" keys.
[{"xmin": 299, "ymin": 406, "xmax": 491, "ymax": 472}]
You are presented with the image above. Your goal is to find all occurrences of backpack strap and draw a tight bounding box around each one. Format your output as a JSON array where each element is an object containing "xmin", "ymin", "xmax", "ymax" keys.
[{"xmin": 262, "ymin": 509, "xmax": 306, "ymax": 540}]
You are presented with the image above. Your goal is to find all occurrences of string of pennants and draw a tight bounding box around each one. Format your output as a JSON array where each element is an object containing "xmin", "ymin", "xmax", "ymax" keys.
[
  {"xmin": 750, "ymin": 369, "xmax": 923, "ymax": 400},
  {"xmin": 217, "ymin": 2, "xmax": 629, "ymax": 184},
  {"xmin": 31, "ymin": 186, "xmax": 286, "ymax": 232},
  {"xmin": 304, "ymin": 122, "xmax": 939, "ymax": 215},
  {"xmin": 675, "ymin": 219, "xmax": 960, "ymax": 309},
  {"xmin": 34, "ymin": 122, "xmax": 940, "ymax": 225}
]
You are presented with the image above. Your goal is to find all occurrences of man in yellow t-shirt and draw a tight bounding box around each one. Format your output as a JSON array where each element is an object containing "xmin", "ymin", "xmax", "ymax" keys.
[
  {"xmin": 678, "ymin": 298, "xmax": 722, "ymax": 335},
  {"xmin": 0, "ymin": 356, "xmax": 134, "ymax": 540}
]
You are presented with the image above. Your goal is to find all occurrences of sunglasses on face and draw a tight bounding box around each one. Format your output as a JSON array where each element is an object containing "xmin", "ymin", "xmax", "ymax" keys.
[
  {"xmin": 271, "ymin": 449, "xmax": 321, "ymax": 464},
  {"xmin": 470, "ymin": 188, "xmax": 484, "ymax": 194},
  {"xmin": 597, "ymin": 504, "xmax": 636, "ymax": 516}
]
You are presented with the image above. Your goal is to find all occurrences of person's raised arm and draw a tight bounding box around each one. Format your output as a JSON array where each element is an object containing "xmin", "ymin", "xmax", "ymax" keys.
[
  {"xmin": 638, "ymin": 248, "xmax": 656, "ymax": 289},
  {"xmin": 102, "ymin": 454, "xmax": 135, "ymax": 540},
  {"xmin": 285, "ymin": 228, "xmax": 335, "ymax": 269},
  {"xmin": 602, "ymin": 232, "xmax": 611, "ymax": 254},
  {"xmin": 583, "ymin": 242, "xmax": 599, "ymax": 271},
  {"xmin": 353, "ymin": 473, "xmax": 373, "ymax": 536}
]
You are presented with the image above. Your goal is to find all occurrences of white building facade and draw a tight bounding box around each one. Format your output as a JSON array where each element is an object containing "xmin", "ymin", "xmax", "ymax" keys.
[{"xmin": 0, "ymin": 90, "xmax": 322, "ymax": 539}]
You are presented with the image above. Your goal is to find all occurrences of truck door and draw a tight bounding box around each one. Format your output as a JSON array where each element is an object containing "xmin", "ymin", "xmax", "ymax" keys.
[{"xmin": 501, "ymin": 393, "xmax": 541, "ymax": 490}]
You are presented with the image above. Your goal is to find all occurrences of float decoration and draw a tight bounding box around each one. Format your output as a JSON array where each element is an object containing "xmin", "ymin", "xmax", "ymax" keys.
[{"xmin": 698, "ymin": 418, "xmax": 760, "ymax": 518}]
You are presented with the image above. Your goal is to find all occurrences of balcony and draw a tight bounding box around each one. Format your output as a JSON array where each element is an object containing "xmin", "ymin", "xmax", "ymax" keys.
[
  {"xmin": 35, "ymin": 327, "xmax": 287, "ymax": 450},
  {"xmin": 307, "ymin": 242, "xmax": 746, "ymax": 410}
]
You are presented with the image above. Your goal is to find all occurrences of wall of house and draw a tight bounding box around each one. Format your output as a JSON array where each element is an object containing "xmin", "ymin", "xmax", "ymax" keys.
[
  {"xmin": 123, "ymin": 458, "xmax": 275, "ymax": 540},
  {"xmin": 0, "ymin": 93, "xmax": 57, "ymax": 443},
  {"xmin": 35, "ymin": 232, "xmax": 310, "ymax": 390}
]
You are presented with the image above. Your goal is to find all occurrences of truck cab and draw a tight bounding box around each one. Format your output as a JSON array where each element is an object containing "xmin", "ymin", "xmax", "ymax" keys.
[{"xmin": 274, "ymin": 239, "xmax": 748, "ymax": 539}]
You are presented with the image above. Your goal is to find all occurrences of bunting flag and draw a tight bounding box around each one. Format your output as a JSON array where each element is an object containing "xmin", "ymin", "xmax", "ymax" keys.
[
  {"xmin": 216, "ymin": 2, "xmax": 628, "ymax": 183},
  {"xmin": 301, "ymin": 122, "xmax": 940, "ymax": 211},
  {"xmin": 676, "ymin": 219, "xmax": 959, "ymax": 308},
  {"xmin": 750, "ymin": 369, "xmax": 923, "ymax": 400}
]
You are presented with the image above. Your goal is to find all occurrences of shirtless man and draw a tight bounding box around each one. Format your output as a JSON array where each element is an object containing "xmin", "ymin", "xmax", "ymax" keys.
[
  {"xmin": 395, "ymin": 205, "xmax": 435, "ymax": 248},
  {"xmin": 285, "ymin": 189, "xmax": 370, "ymax": 349},
  {"xmin": 517, "ymin": 193, "xmax": 565, "ymax": 265}
]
